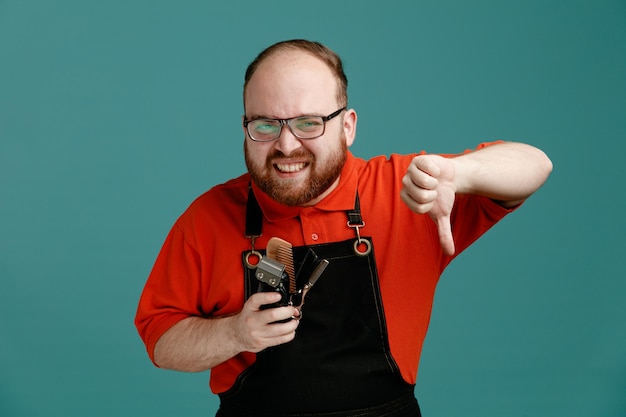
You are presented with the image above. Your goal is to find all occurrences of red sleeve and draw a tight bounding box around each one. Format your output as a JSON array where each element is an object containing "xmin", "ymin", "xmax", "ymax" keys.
[
  {"xmin": 438, "ymin": 193, "xmax": 518, "ymax": 271},
  {"xmin": 435, "ymin": 140, "xmax": 518, "ymax": 268},
  {"xmin": 134, "ymin": 221, "xmax": 204, "ymax": 365}
]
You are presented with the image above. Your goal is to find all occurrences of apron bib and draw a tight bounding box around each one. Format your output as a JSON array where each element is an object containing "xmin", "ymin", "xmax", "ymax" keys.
[{"xmin": 217, "ymin": 189, "xmax": 420, "ymax": 417}]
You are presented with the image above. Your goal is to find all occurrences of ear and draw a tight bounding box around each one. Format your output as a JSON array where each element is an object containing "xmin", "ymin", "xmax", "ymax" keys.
[
  {"xmin": 342, "ymin": 108, "xmax": 357, "ymax": 147},
  {"xmin": 241, "ymin": 114, "xmax": 248, "ymax": 138}
]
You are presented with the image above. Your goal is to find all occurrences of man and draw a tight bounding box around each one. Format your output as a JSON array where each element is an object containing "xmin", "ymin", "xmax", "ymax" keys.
[{"xmin": 135, "ymin": 39, "xmax": 552, "ymax": 416}]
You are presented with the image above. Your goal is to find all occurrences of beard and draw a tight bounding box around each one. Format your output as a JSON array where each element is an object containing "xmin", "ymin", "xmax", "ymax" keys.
[{"xmin": 244, "ymin": 137, "xmax": 347, "ymax": 206}]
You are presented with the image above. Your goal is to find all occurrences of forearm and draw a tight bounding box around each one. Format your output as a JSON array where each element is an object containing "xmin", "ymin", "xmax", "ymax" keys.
[
  {"xmin": 153, "ymin": 315, "xmax": 241, "ymax": 372},
  {"xmin": 152, "ymin": 292, "xmax": 300, "ymax": 372},
  {"xmin": 453, "ymin": 142, "xmax": 552, "ymax": 207}
]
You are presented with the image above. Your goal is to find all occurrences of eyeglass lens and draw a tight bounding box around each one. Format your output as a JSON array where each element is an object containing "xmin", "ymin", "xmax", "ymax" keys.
[{"xmin": 248, "ymin": 116, "xmax": 325, "ymax": 141}]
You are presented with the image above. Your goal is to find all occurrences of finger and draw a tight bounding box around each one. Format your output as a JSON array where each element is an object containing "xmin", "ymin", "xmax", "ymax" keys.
[
  {"xmin": 240, "ymin": 304, "xmax": 299, "ymax": 352},
  {"xmin": 405, "ymin": 161, "xmax": 438, "ymax": 191},
  {"xmin": 258, "ymin": 309, "xmax": 300, "ymax": 346},
  {"xmin": 263, "ymin": 305, "xmax": 301, "ymax": 325},
  {"xmin": 414, "ymin": 155, "xmax": 441, "ymax": 178},
  {"xmin": 263, "ymin": 328, "xmax": 297, "ymax": 348},
  {"xmin": 436, "ymin": 214, "xmax": 455, "ymax": 256},
  {"xmin": 247, "ymin": 292, "xmax": 282, "ymax": 310},
  {"xmin": 401, "ymin": 189, "xmax": 433, "ymax": 214},
  {"xmin": 400, "ymin": 186, "xmax": 437, "ymax": 214}
]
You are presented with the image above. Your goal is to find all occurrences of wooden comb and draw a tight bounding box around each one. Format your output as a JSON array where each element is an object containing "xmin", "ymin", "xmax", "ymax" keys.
[{"xmin": 266, "ymin": 237, "xmax": 296, "ymax": 294}]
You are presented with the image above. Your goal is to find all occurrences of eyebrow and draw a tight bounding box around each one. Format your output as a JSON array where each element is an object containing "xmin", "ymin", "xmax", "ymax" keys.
[
  {"xmin": 244, "ymin": 114, "xmax": 273, "ymax": 121},
  {"xmin": 245, "ymin": 112, "xmax": 325, "ymax": 121}
]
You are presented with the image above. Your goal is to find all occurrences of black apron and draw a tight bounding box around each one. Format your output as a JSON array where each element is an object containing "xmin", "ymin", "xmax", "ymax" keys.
[{"xmin": 217, "ymin": 189, "xmax": 421, "ymax": 417}]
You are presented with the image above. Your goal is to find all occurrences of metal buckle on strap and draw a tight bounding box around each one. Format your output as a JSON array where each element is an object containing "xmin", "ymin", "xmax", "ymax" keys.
[
  {"xmin": 347, "ymin": 192, "xmax": 371, "ymax": 256},
  {"xmin": 244, "ymin": 236, "xmax": 262, "ymax": 269},
  {"xmin": 347, "ymin": 220, "xmax": 371, "ymax": 256}
]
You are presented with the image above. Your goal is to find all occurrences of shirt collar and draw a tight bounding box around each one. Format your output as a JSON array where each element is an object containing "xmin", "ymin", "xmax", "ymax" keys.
[{"xmin": 251, "ymin": 151, "xmax": 359, "ymax": 222}]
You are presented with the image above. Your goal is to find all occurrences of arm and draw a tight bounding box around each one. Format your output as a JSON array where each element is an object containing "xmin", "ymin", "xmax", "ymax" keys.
[
  {"xmin": 401, "ymin": 141, "xmax": 552, "ymax": 255},
  {"xmin": 451, "ymin": 141, "xmax": 553, "ymax": 207},
  {"xmin": 153, "ymin": 292, "xmax": 300, "ymax": 372}
]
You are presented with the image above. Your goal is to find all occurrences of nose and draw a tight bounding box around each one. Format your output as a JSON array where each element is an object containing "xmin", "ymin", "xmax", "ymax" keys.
[{"xmin": 274, "ymin": 124, "xmax": 303, "ymax": 156}]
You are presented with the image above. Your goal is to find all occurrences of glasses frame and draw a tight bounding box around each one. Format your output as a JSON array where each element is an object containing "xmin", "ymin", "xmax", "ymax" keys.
[{"xmin": 243, "ymin": 107, "xmax": 346, "ymax": 142}]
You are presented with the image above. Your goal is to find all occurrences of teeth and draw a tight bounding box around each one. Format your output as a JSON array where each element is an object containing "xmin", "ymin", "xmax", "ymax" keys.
[{"xmin": 276, "ymin": 162, "xmax": 306, "ymax": 173}]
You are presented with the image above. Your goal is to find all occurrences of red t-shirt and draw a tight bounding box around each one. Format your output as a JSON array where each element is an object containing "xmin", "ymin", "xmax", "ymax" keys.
[{"xmin": 135, "ymin": 144, "xmax": 514, "ymax": 394}]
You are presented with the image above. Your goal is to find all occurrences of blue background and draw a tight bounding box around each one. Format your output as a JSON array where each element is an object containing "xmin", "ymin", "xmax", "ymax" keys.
[{"xmin": 1, "ymin": 1, "xmax": 625, "ymax": 416}]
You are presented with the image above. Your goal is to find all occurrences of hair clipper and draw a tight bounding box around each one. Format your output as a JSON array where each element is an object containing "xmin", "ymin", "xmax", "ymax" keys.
[{"xmin": 255, "ymin": 256, "xmax": 290, "ymax": 309}]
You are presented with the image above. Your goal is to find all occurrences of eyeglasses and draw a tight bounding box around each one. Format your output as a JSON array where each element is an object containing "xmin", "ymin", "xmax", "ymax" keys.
[{"xmin": 243, "ymin": 107, "xmax": 346, "ymax": 142}]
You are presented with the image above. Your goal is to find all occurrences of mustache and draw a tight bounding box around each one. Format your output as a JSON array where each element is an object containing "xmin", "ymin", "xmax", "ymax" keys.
[{"xmin": 268, "ymin": 148, "xmax": 314, "ymax": 160}]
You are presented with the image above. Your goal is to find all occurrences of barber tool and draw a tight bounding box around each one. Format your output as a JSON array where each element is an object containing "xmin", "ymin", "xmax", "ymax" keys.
[
  {"xmin": 255, "ymin": 256, "xmax": 290, "ymax": 308},
  {"xmin": 292, "ymin": 258, "xmax": 329, "ymax": 318},
  {"xmin": 289, "ymin": 247, "xmax": 329, "ymax": 317},
  {"xmin": 255, "ymin": 239, "xmax": 330, "ymax": 318},
  {"xmin": 266, "ymin": 237, "xmax": 296, "ymax": 294}
]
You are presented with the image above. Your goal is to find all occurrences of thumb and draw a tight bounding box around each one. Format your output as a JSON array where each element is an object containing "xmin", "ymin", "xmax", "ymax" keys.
[{"xmin": 435, "ymin": 214, "xmax": 455, "ymax": 256}]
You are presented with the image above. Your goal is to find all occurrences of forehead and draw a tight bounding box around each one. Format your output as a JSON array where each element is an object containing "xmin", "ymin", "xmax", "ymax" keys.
[{"xmin": 244, "ymin": 50, "xmax": 339, "ymax": 117}]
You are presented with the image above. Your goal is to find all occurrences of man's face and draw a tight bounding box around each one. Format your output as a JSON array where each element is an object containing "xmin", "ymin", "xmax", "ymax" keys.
[{"xmin": 243, "ymin": 51, "xmax": 356, "ymax": 206}]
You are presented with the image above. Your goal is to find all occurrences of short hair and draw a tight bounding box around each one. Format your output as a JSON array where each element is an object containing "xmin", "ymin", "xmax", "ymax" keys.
[{"xmin": 243, "ymin": 39, "xmax": 348, "ymax": 108}]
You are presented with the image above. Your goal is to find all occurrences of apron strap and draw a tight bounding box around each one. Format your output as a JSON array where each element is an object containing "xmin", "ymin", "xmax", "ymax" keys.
[
  {"xmin": 245, "ymin": 184, "xmax": 263, "ymax": 239},
  {"xmin": 347, "ymin": 192, "xmax": 363, "ymax": 227}
]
